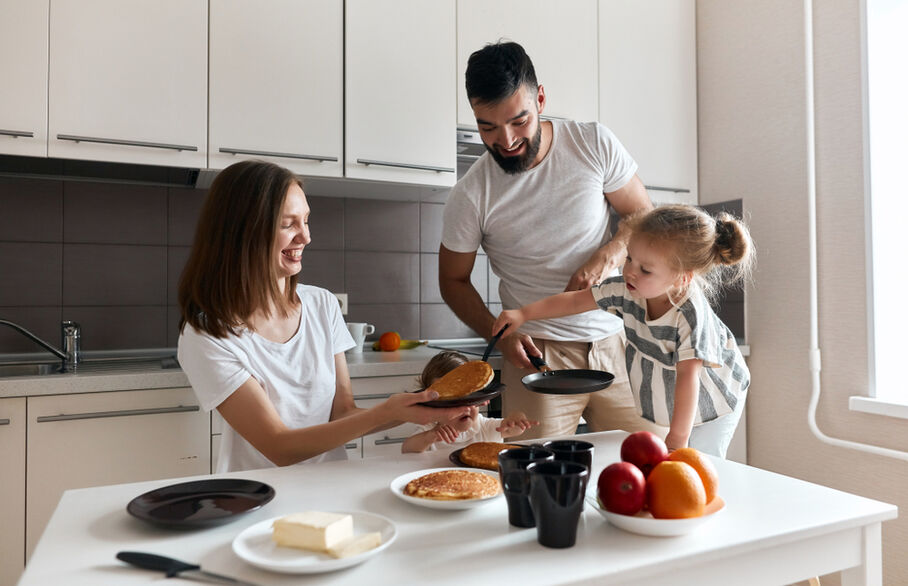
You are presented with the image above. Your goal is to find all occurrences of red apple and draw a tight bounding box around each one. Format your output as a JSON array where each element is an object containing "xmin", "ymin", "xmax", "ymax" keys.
[
  {"xmin": 620, "ymin": 431, "xmax": 668, "ymax": 477},
  {"xmin": 598, "ymin": 462, "xmax": 646, "ymax": 516}
]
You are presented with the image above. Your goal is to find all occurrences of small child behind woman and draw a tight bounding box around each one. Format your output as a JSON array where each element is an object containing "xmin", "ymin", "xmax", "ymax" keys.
[{"xmin": 401, "ymin": 351, "xmax": 538, "ymax": 453}]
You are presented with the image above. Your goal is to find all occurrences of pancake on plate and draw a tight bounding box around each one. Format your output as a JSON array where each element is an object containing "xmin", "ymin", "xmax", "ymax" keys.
[
  {"xmin": 427, "ymin": 360, "xmax": 494, "ymax": 400},
  {"xmin": 458, "ymin": 442, "xmax": 520, "ymax": 471},
  {"xmin": 403, "ymin": 470, "xmax": 501, "ymax": 500}
]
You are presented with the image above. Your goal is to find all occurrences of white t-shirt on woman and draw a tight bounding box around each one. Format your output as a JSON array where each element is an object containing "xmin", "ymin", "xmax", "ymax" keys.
[{"xmin": 178, "ymin": 284, "xmax": 355, "ymax": 472}]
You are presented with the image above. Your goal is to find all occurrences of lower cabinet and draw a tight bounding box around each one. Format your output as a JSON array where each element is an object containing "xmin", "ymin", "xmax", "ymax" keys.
[
  {"xmin": 25, "ymin": 388, "xmax": 210, "ymax": 560},
  {"xmin": 0, "ymin": 398, "xmax": 26, "ymax": 586},
  {"xmin": 353, "ymin": 375, "xmax": 424, "ymax": 459}
]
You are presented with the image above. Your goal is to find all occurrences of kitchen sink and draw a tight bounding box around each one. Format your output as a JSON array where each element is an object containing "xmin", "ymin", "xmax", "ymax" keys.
[{"xmin": 0, "ymin": 356, "xmax": 180, "ymax": 378}]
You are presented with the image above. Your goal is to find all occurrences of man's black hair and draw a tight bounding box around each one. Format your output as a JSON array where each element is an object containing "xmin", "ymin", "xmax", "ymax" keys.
[{"xmin": 465, "ymin": 41, "xmax": 538, "ymax": 105}]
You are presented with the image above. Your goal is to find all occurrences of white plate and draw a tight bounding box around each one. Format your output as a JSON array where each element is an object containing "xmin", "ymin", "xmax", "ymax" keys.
[
  {"xmin": 389, "ymin": 467, "xmax": 502, "ymax": 510},
  {"xmin": 586, "ymin": 495, "xmax": 726, "ymax": 537},
  {"xmin": 231, "ymin": 511, "xmax": 396, "ymax": 574}
]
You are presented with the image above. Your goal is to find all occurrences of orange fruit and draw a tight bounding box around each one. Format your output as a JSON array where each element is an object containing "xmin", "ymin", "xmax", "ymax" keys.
[
  {"xmin": 378, "ymin": 331, "xmax": 401, "ymax": 351},
  {"xmin": 668, "ymin": 447, "xmax": 719, "ymax": 504},
  {"xmin": 645, "ymin": 461, "xmax": 706, "ymax": 519}
]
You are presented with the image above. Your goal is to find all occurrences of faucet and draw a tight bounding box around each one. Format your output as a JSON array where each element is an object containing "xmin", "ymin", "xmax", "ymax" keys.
[{"xmin": 0, "ymin": 319, "xmax": 81, "ymax": 372}]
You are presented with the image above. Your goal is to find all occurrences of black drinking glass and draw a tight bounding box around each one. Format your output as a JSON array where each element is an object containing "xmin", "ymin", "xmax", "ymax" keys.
[
  {"xmin": 526, "ymin": 460, "xmax": 590, "ymax": 548},
  {"xmin": 497, "ymin": 447, "xmax": 555, "ymax": 528}
]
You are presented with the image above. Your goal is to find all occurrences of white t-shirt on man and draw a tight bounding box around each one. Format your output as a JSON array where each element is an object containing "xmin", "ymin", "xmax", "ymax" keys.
[
  {"xmin": 178, "ymin": 284, "xmax": 355, "ymax": 472},
  {"xmin": 442, "ymin": 120, "xmax": 637, "ymax": 342}
]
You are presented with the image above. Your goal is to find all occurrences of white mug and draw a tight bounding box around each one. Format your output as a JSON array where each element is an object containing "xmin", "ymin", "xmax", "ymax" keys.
[{"xmin": 346, "ymin": 322, "xmax": 375, "ymax": 353}]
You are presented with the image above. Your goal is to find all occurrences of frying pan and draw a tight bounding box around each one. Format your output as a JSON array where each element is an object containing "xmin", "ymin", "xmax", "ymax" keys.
[
  {"xmin": 521, "ymin": 355, "xmax": 615, "ymax": 395},
  {"xmin": 418, "ymin": 326, "xmax": 509, "ymax": 408}
]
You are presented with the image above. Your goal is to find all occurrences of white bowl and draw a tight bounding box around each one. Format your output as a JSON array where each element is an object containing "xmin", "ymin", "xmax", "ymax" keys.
[{"xmin": 587, "ymin": 495, "xmax": 726, "ymax": 537}]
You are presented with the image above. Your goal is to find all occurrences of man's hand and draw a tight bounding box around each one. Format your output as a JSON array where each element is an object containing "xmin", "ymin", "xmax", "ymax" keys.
[
  {"xmin": 498, "ymin": 332, "xmax": 541, "ymax": 370},
  {"xmin": 564, "ymin": 241, "xmax": 623, "ymax": 291}
]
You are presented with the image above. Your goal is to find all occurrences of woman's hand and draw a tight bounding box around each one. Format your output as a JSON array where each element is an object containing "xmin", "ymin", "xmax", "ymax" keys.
[{"xmin": 381, "ymin": 389, "xmax": 471, "ymax": 426}]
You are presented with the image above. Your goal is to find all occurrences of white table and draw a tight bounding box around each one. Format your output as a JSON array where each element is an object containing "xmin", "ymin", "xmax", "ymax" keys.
[{"xmin": 18, "ymin": 431, "xmax": 897, "ymax": 586}]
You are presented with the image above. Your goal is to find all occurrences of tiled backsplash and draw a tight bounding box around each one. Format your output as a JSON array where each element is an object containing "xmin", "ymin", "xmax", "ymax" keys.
[
  {"xmin": 0, "ymin": 175, "xmax": 743, "ymax": 354},
  {"xmin": 0, "ymin": 176, "xmax": 492, "ymax": 354}
]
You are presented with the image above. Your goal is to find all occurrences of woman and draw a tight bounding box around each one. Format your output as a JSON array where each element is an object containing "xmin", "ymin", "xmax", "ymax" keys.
[{"xmin": 177, "ymin": 160, "xmax": 468, "ymax": 472}]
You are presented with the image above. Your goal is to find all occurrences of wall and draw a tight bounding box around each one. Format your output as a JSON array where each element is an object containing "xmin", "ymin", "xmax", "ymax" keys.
[
  {"xmin": 698, "ymin": 1, "xmax": 907, "ymax": 584},
  {"xmin": 0, "ymin": 177, "xmax": 494, "ymax": 355}
]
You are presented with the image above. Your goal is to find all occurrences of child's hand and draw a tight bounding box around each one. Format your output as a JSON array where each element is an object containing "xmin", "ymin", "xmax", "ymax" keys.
[
  {"xmin": 433, "ymin": 424, "xmax": 460, "ymax": 444},
  {"xmin": 491, "ymin": 309, "xmax": 527, "ymax": 340},
  {"xmin": 496, "ymin": 411, "xmax": 539, "ymax": 438}
]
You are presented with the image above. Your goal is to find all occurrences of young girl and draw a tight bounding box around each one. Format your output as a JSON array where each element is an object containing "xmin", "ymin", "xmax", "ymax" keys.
[
  {"xmin": 492, "ymin": 205, "xmax": 754, "ymax": 458},
  {"xmin": 402, "ymin": 351, "xmax": 539, "ymax": 453}
]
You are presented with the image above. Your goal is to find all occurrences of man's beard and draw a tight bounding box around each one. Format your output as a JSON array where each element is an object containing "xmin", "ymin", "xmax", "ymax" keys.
[{"xmin": 486, "ymin": 122, "xmax": 542, "ymax": 174}]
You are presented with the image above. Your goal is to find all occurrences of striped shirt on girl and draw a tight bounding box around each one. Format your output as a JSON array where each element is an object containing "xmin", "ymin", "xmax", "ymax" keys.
[{"xmin": 590, "ymin": 276, "xmax": 749, "ymax": 427}]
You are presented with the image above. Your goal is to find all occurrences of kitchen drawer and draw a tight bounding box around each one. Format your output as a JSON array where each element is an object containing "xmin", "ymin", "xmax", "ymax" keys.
[
  {"xmin": 351, "ymin": 375, "xmax": 418, "ymax": 399},
  {"xmin": 357, "ymin": 398, "xmax": 423, "ymax": 459}
]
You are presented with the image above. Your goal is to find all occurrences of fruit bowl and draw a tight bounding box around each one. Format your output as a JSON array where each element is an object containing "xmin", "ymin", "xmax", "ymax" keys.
[{"xmin": 586, "ymin": 494, "xmax": 726, "ymax": 537}]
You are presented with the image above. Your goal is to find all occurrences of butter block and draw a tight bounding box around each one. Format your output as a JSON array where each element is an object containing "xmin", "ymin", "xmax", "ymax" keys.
[
  {"xmin": 272, "ymin": 511, "xmax": 353, "ymax": 552},
  {"xmin": 327, "ymin": 532, "xmax": 382, "ymax": 559}
]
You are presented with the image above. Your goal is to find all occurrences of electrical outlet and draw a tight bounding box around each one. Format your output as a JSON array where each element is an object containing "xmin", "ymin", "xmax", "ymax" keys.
[{"xmin": 333, "ymin": 293, "xmax": 348, "ymax": 315}]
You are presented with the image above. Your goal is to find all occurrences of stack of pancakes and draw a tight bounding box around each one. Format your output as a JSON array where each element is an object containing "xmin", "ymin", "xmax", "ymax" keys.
[
  {"xmin": 459, "ymin": 442, "xmax": 520, "ymax": 471},
  {"xmin": 428, "ymin": 360, "xmax": 494, "ymax": 399},
  {"xmin": 403, "ymin": 469, "xmax": 501, "ymax": 500}
]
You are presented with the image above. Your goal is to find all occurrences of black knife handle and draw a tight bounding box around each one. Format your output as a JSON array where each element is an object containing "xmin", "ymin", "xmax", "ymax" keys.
[{"xmin": 117, "ymin": 551, "xmax": 200, "ymax": 577}]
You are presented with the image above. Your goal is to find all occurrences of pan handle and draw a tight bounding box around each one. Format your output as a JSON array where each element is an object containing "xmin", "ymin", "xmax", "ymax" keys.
[{"xmin": 528, "ymin": 355, "xmax": 553, "ymax": 372}]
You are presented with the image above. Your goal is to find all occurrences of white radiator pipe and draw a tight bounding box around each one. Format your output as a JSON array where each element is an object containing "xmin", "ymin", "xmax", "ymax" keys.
[{"xmin": 803, "ymin": 0, "xmax": 908, "ymax": 461}]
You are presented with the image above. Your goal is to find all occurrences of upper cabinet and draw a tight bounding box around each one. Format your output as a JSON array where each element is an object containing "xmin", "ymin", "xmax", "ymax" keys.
[
  {"xmin": 0, "ymin": 0, "xmax": 48, "ymax": 157},
  {"xmin": 47, "ymin": 0, "xmax": 207, "ymax": 168},
  {"xmin": 456, "ymin": 0, "xmax": 599, "ymax": 129},
  {"xmin": 345, "ymin": 0, "xmax": 457, "ymax": 187},
  {"xmin": 599, "ymin": 0, "xmax": 698, "ymax": 202},
  {"xmin": 209, "ymin": 0, "xmax": 343, "ymax": 177}
]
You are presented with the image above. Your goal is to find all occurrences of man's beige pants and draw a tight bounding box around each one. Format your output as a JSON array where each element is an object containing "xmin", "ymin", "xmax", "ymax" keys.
[{"xmin": 501, "ymin": 334, "xmax": 668, "ymax": 440}]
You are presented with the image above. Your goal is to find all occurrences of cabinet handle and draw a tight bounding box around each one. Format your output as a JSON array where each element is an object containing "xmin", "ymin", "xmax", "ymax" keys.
[
  {"xmin": 57, "ymin": 134, "xmax": 198, "ymax": 152},
  {"xmin": 356, "ymin": 158, "xmax": 455, "ymax": 174},
  {"xmin": 219, "ymin": 147, "xmax": 338, "ymax": 162},
  {"xmin": 345, "ymin": 443, "xmax": 359, "ymax": 449},
  {"xmin": 644, "ymin": 185, "xmax": 691, "ymax": 194},
  {"xmin": 355, "ymin": 393, "xmax": 393, "ymax": 401},
  {"xmin": 373, "ymin": 437, "xmax": 406, "ymax": 446},
  {"xmin": 0, "ymin": 129, "xmax": 34, "ymax": 138},
  {"xmin": 36, "ymin": 405, "xmax": 199, "ymax": 423},
  {"xmin": 0, "ymin": 418, "xmax": 10, "ymax": 426}
]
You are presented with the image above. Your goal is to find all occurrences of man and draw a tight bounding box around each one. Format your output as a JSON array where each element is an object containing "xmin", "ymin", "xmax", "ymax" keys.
[{"xmin": 439, "ymin": 41, "xmax": 665, "ymax": 439}]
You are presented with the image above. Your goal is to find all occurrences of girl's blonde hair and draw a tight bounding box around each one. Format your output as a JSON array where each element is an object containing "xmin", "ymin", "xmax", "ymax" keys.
[
  {"xmin": 417, "ymin": 351, "xmax": 469, "ymax": 389},
  {"xmin": 625, "ymin": 204, "xmax": 755, "ymax": 303}
]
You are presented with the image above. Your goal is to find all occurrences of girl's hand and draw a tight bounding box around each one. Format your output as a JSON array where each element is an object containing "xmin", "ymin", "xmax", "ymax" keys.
[
  {"xmin": 664, "ymin": 431, "xmax": 689, "ymax": 452},
  {"xmin": 434, "ymin": 424, "xmax": 460, "ymax": 444},
  {"xmin": 491, "ymin": 310, "xmax": 526, "ymax": 341}
]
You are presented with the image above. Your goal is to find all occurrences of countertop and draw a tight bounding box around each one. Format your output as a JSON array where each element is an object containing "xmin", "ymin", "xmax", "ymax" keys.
[
  {"xmin": 18, "ymin": 430, "xmax": 896, "ymax": 586},
  {"xmin": 0, "ymin": 341, "xmax": 502, "ymax": 399}
]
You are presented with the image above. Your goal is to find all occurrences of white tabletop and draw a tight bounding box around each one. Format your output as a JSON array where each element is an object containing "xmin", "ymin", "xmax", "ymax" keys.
[{"xmin": 18, "ymin": 431, "xmax": 897, "ymax": 586}]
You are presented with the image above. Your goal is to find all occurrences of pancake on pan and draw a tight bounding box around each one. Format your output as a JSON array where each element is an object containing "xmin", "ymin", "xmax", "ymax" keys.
[
  {"xmin": 403, "ymin": 470, "xmax": 500, "ymax": 500},
  {"xmin": 427, "ymin": 360, "xmax": 494, "ymax": 400},
  {"xmin": 458, "ymin": 442, "xmax": 520, "ymax": 471}
]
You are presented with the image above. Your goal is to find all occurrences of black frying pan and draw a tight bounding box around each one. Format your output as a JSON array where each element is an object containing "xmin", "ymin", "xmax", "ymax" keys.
[{"xmin": 521, "ymin": 355, "xmax": 615, "ymax": 395}]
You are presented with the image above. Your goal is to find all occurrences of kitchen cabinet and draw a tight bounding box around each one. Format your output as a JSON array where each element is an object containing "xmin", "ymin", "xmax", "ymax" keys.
[
  {"xmin": 47, "ymin": 0, "xmax": 207, "ymax": 168},
  {"xmin": 208, "ymin": 0, "xmax": 343, "ymax": 177},
  {"xmin": 354, "ymin": 375, "xmax": 426, "ymax": 458},
  {"xmin": 456, "ymin": 0, "xmax": 599, "ymax": 128},
  {"xmin": 345, "ymin": 0, "xmax": 457, "ymax": 187},
  {"xmin": 0, "ymin": 0, "xmax": 48, "ymax": 158},
  {"xmin": 599, "ymin": 0, "xmax": 698, "ymax": 203},
  {"xmin": 0, "ymin": 398, "xmax": 26, "ymax": 586},
  {"xmin": 25, "ymin": 387, "xmax": 209, "ymax": 560}
]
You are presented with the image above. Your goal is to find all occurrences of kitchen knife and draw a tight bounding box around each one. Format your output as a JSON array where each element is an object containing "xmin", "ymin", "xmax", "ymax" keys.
[{"xmin": 116, "ymin": 551, "xmax": 261, "ymax": 586}]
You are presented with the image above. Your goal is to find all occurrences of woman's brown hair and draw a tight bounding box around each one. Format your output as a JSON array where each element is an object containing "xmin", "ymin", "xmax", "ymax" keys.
[{"xmin": 178, "ymin": 160, "xmax": 302, "ymax": 338}]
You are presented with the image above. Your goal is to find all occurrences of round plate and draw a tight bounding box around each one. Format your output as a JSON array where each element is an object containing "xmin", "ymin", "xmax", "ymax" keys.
[
  {"xmin": 126, "ymin": 479, "xmax": 275, "ymax": 529},
  {"xmin": 522, "ymin": 370, "xmax": 614, "ymax": 395},
  {"xmin": 586, "ymin": 495, "xmax": 726, "ymax": 537},
  {"xmin": 232, "ymin": 511, "xmax": 396, "ymax": 574},
  {"xmin": 418, "ymin": 382, "xmax": 504, "ymax": 408},
  {"xmin": 389, "ymin": 467, "xmax": 502, "ymax": 510}
]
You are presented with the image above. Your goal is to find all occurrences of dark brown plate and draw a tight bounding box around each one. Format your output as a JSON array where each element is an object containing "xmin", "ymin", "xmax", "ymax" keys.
[
  {"xmin": 449, "ymin": 447, "xmax": 469, "ymax": 467},
  {"xmin": 418, "ymin": 382, "xmax": 504, "ymax": 408},
  {"xmin": 126, "ymin": 478, "xmax": 275, "ymax": 529}
]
